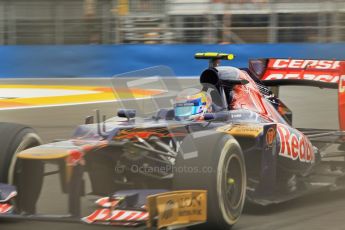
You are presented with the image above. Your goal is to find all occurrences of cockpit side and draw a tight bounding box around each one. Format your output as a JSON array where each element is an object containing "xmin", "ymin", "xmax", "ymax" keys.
[{"xmin": 199, "ymin": 65, "xmax": 288, "ymax": 124}]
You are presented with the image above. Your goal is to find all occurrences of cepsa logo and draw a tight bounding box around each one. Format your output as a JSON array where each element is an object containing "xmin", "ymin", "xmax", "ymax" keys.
[
  {"xmin": 270, "ymin": 59, "xmax": 340, "ymax": 70},
  {"xmin": 262, "ymin": 59, "xmax": 342, "ymax": 83},
  {"xmin": 277, "ymin": 124, "xmax": 314, "ymax": 163}
]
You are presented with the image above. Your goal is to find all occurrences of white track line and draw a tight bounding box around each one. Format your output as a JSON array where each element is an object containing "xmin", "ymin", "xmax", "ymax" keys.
[
  {"xmin": 0, "ymin": 88, "xmax": 98, "ymax": 99},
  {"xmin": 0, "ymin": 76, "xmax": 198, "ymax": 81},
  {"xmin": 0, "ymin": 97, "xmax": 150, "ymax": 111}
]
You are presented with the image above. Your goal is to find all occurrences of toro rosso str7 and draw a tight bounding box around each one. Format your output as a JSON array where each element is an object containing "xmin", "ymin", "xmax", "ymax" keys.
[{"xmin": 1, "ymin": 53, "xmax": 345, "ymax": 229}]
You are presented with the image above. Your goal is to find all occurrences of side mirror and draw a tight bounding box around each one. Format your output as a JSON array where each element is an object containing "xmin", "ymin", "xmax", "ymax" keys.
[
  {"xmin": 154, "ymin": 109, "xmax": 175, "ymax": 121},
  {"xmin": 204, "ymin": 112, "xmax": 230, "ymax": 122},
  {"xmin": 204, "ymin": 113, "xmax": 216, "ymax": 121},
  {"xmin": 117, "ymin": 109, "xmax": 136, "ymax": 119},
  {"xmin": 222, "ymin": 79, "xmax": 249, "ymax": 88},
  {"xmin": 85, "ymin": 116, "xmax": 94, "ymax": 124}
]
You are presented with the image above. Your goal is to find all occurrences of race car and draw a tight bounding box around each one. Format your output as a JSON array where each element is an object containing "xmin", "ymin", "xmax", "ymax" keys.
[{"xmin": 1, "ymin": 53, "xmax": 345, "ymax": 229}]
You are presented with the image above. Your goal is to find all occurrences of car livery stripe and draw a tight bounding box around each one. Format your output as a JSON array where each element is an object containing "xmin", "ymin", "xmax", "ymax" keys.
[
  {"xmin": 113, "ymin": 211, "xmax": 148, "ymax": 222},
  {"xmin": 95, "ymin": 197, "xmax": 120, "ymax": 208},
  {"xmin": 82, "ymin": 209, "xmax": 148, "ymax": 224},
  {"xmin": 109, "ymin": 210, "xmax": 126, "ymax": 221},
  {"xmin": 0, "ymin": 203, "xmax": 13, "ymax": 214},
  {"xmin": 114, "ymin": 211, "xmax": 133, "ymax": 221},
  {"xmin": 82, "ymin": 209, "xmax": 111, "ymax": 224},
  {"xmin": 126, "ymin": 212, "xmax": 143, "ymax": 221}
]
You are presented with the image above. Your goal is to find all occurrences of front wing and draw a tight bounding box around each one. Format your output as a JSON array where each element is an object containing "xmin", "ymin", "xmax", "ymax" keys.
[
  {"xmin": 0, "ymin": 183, "xmax": 16, "ymax": 214},
  {"xmin": 0, "ymin": 188, "xmax": 207, "ymax": 229}
]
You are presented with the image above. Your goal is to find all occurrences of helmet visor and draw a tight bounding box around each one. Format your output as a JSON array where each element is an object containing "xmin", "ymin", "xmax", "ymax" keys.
[
  {"xmin": 174, "ymin": 98, "xmax": 204, "ymax": 118},
  {"xmin": 175, "ymin": 104, "xmax": 197, "ymax": 117}
]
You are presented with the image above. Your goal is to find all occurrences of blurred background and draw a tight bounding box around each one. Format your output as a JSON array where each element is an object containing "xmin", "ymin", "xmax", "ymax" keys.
[
  {"xmin": 0, "ymin": 0, "xmax": 343, "ymax": 78},
  {"xmin": 0, "ymin": 0, "xmax": 344, "ymax": 45}
]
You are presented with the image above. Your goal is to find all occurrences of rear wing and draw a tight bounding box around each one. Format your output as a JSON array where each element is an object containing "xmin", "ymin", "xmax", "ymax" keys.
[{"xmin": 248, "ymin": 58, "xmax": 345, "ymax": 131}]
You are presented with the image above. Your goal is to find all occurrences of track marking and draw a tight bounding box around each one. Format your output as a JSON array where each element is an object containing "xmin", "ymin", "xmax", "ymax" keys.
[{"xmin": 0, "ymin": 84, "xmax": 163, "ymax": 110}]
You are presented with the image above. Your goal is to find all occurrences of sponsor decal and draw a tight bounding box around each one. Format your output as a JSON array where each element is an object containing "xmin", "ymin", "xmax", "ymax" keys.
[
  {"xmin": 114, "ymin": 128, "xmax": 187, "ymax": 140},
  {"xmin": 230, "ymin": 113, "xmax": 242, "ymax": 119},
  {"xmin": 277, "ymin": 124, "xmax": 314, "ymax": 163},
  {"xmin": 266, "ymin": 127, "xmax": 276, "ymax": 147},
  {"xmin": 156, "ymin": 192, "xmax": 206, "ymax": 229},
  {"xmin": 340, "ymin": 75, "xmax": 345, "ymax": 93},
  {"xmin": 269, "ymin": 59, "xmax": 341, "ymax": 70},
  {"xmin": 262, "ymin": 59, "xmax": 344, "ymax": 83},
  {"xmin": 218, "ymin": 124, "xmax": 263, "ymax": 137},
  {"xmin": 147, "ymin": 190, "xmax": 207, "ymax": 229},
  {"xmin": 263, "ymin": 73, "xmax": 340, "ymax": 83}
]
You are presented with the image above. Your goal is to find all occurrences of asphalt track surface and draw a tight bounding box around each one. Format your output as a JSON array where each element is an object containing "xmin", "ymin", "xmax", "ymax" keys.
[{"xmin": 0, "ymin": 78, "xmax": 343, "ymax": 230}]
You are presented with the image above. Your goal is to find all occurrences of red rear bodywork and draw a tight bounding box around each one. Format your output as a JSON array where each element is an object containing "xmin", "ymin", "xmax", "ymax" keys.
[
  {"xmin": 249, "ymin": 58, "xmax": 345, "ymax": 131},
  {"xmin": 339, "ymin": 64, "xmax": 345, "ymax": 130},
  {"xmin": 230, "ymin": 69, "xmax": 292, "ymax": 124},
  {"xmin": 231, "ymin": 71, "xmax": 273, "ymax": 121}
]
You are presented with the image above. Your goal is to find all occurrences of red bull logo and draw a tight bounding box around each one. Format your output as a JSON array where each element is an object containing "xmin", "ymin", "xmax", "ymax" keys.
[{"xmin": 277, "ymin": 124, "xmax": 314, "ymax": 163}]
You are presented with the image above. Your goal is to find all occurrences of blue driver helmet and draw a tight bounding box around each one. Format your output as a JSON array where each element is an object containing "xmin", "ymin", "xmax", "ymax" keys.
[{"xmin": 174, "ymin": 88, "xmax": 212, "ymax": 120}]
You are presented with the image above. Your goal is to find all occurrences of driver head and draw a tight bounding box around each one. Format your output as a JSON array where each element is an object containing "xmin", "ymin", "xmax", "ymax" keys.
[{"xmin": 173, "ymin": 88, "xmax": 212, "ymax": 121}]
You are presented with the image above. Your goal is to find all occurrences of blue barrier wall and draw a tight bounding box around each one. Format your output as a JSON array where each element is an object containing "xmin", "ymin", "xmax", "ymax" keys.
[{"xmin": 0, "ymin": 43, "xmax": 345, "ymax": 78}]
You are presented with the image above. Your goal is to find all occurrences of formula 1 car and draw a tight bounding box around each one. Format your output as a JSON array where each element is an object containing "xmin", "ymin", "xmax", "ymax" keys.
[{"xmin": 1, "ymin": 53, "xmax": 345, "ymax": 229}]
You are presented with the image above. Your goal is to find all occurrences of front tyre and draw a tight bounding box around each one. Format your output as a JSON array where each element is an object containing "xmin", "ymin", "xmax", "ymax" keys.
[
  {"xmin": 173, "ymin": 132, "xmax": 246, "ymax": 229},
  {"xmin": 0, "ymin": 123, "xmax": 42, "ymax": 183},
  {"xmin": 217, "ymin": 138, "xmax": 246, "ymax": 226}
]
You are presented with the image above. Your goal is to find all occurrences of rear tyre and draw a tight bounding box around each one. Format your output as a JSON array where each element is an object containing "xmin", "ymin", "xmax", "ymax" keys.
[{"xmin": 173, "ymin": 131, "xmax": 246, "ymax": 230}]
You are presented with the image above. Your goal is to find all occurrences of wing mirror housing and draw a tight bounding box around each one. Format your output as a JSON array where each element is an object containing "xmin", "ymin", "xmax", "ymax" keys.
[
  {"xmin": 85, "ymin": 115, "xmax": 94, "ymax": 124},
  {"xmin": 222, "ymin": 79, "xmax": 249, "ymax": 88},
  {"xmin": 117, "ymin": 109, "xmax": 136, "ymax": 119}
]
